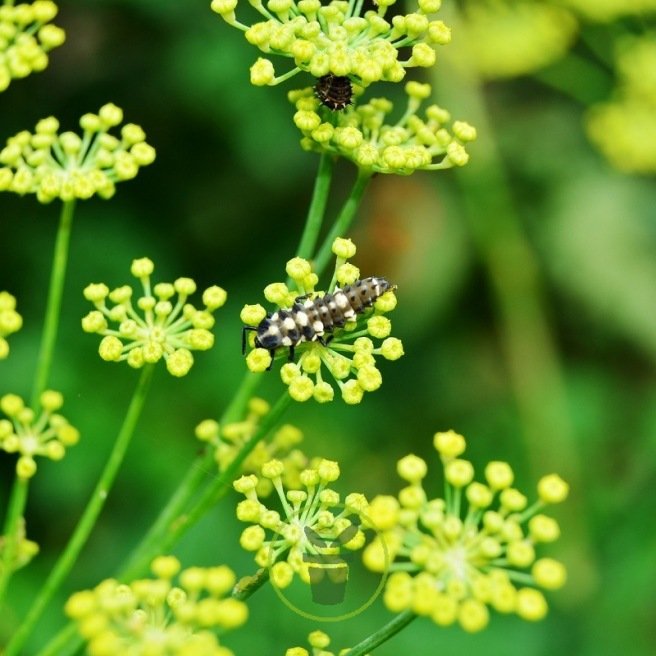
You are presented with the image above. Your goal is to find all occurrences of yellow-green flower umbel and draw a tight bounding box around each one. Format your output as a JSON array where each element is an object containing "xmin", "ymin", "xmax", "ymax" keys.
[
  {"xmin": 290, "ymin": 81, "xmax": 476, "ymax": 174},
  {"xmin": 65, "ymin": 556, "xmax": 248, "ymax": 656},
  {"xmin": 211, "ymin": 0, "xmax": 451, "ymax": 88},
  {"xmin": 242, "ymin": 238, "xmax": 403, "ymax": 404},
  {"xmin": 0, "ymin": 0, "xmax": 65, "ymax": 92},
  {"xmin": 82, "ymin": 257, "xmax": 227, "ymax": 377},
  {"xmin": 285, "ymin": 630, "xmax": 357, "ymax": 656},
  {"xmin": 0, "ymin": 103, "xmax": 156, "ymax": 202},
  {"xmin": 0, "ymin": 390, "xmax": 79, "ymax": 479},
  {"xmin": 0, "ymin": 291, "xmax": 22, "ymax": 359},
  {"xmin": 363, "ymin": 430, "xmax": 569, "ymax": 633},
  {"xmin": 195, "ymin": 397, "xmax": 307, "ymax": 496},
  {"xmin": 234, "ymin": 458, "xmax": 368, "ymax": 589}
]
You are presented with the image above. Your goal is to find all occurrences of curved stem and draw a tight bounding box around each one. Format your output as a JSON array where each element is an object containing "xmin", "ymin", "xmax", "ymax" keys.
[
  {"xmin": 119, "ymin": 372, "xmax": 262, "ymax": 578},
  {"xmin": 5, "ymin": 365, "xmax": 155, "ymax": 656},
  {"xmin": 31, "ymin": 199, "xmax": 76, "ymax": 407},
  {"xmin": 312, "ymin": 169, "xmax": 372, "ymax": 276},
  {"xmin": 346, "ymin": 610, "xmax": 417, "ymax": 656},
  {"xmin": 0, "ymin": 478, "xmax": 30, "ymax": 605},
  {"xmin": 294, "ymin": 153, "xmax": 334, "ymax": 261},
  {"xmin": 232, "ymin": 567, "xmax": 270, "ymax": 601}
]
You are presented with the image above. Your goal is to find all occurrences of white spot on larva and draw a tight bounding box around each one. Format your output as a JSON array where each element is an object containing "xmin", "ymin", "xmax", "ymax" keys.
[
  {"xmin": 344, "ymin": 309, "xmax": 355, "ymax": 318},
  {"xmin": 282, "ymin": 336, "xmax": 292, "ymax": 346},
  {"xmin": 283, "ymin": 317, "xmax": 296, "ymax": 331},
  {"xmin": 295, "ymin": 311, "xmax": 309, "ymax": 326},
  {"xmin": 335, "ymin": 294, "xmax": 349, "ymax": 308},
  {"xmin": 268, "ymin": 325, "xmax": 280, "ymax": 336},
  {"xmin": 313, "ymin": 321, "xmax": 324, "ymax": 333},
  {"xmin": 304, "ymin": 299, "xmax": 314, "ymax": 309}
]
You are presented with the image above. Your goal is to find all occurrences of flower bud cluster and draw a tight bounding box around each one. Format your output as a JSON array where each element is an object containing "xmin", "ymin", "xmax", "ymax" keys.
[
  {"xmin": 0, "ymin": 519, "xmax": 39, "ymax": 576},
  {"xmin": 0, "ymin": 104, "xmax": 156, "ymax": 202},
  {"xmin": 0, "ymin": 291, "xmax": 22, "ymax": 359},
  {"xmin": 195, "ymin": 397, "xmax": 307, "ymax": 496},
  {"xmin": 82, "ymin": 257, "xmax": 227, "ymax": 377},
  {"xmin": 586, "ymin": 36, "xmax": 656, "ymax": 174},
  {"xmin": 211, "ymin": 0, "xmax": 451, "ymax": 87},
  {"xmin": 0, "ymin": 1, "xmax": 65, "ymax": 92},
  {"xmin": 290, "ymin": 82, "xmax": 476, "ymax": 174},
  {"xmin": 285, "ymin": 630, "xmax": 354, "ymax": 656},
  {"xmin": 0, "ymin": 390, "xmax": 79, "ymax": 479},
  {"xmin": 242, "ymin": 238, "xmax": 403, "ymax": 404},
  {"xmin": 65, "ymin": 556, "xmax": 248, "ymax": 656},
  {"xmin": 233, "ymin": 458, "xmax": 368, "ymax": 589},
  {"xmin": 362, "ymin": 430, "xmax": 569, "ymax": 632},
  {"xmin": 561, "ymin": 0, "xmax": 656, "ymax": 23}
]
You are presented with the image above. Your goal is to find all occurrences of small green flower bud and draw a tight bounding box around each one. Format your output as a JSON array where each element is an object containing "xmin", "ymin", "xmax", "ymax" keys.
[
  {"xmin": 332, "ymin": 237, "xmax": 357, "ymax": 259},
  {"xmin": 98, "ymin": 336, "xmax": 123, "ymax": 361},
  {"xmin": 240, "ymin": 304, "xmax": 267, "ymax": 326},
  {"xmin": 340, "ymin": 379, "xmax": 364, "ymax": 404},
  {"xmin": 380, "ymin": 337, "xmax": 404, "ymax": 360},
  {"xmin": 166, "ymin": 349, "xmax": 194, "ymax": 377},
  {"xmin": 445, "ymin": 459, "xmax": 474, "ymax": 487},
  {"xmin": 246, "ymin": 348, "xmax": 272, "ymax": 373},
  {"xmin": 99, "ymin": 103, "xmax": 124, "ymax": 127},
  {"xmin": 537, "ymin": 474, "xmax": 569, "ymax": 504},
  {"xmin": 336, "ymin": 263, "xmax": 360, "ymax": 285},
  {"xmin": 250, "ymin": 58, "xmax": 275, "ymax": 86}
]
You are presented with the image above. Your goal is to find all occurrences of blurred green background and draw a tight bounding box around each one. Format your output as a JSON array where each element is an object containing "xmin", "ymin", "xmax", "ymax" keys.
[{"xmin": 1, "ymin": 0, "xmax": 655, "ymax": 654}]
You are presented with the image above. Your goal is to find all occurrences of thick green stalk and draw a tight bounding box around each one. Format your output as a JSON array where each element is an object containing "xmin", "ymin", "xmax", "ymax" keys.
[
  {"xmin": 5, "ymin": 365, "xmax": 155, "ymax": 656},
  {"xmin": 312, "ymin": 169, "xmax": 372, "ymax": 275},
  {"xmin": 119, "ymin": 371, "xmax": 262, "ymax": 577},
  {"xmin": 0, "ymin": 477, "xmax": 29, "ymax": 605},
  {"xmin": 31, "ymin": 199, "xmax": 76, "ymax": 407},
  {"xmin": 346, "ymin": 610, "xmax": 417, "ymax": 656},
  {"xmin": 294, "ymin": 153, "xmax": 334, "ymax": 261},
  {"xmin": 231, "ymin": 567, "xmax": 270, "ymax": 601}
]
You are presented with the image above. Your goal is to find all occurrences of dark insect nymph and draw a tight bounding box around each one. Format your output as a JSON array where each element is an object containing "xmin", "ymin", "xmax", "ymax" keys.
[
  {"xmin": 314, "ymin": 74, "xmax": 353, "ymax": 111},
  {"xmin": 242, "ymin": 277, "xmax": 395, "ymax": 368}
]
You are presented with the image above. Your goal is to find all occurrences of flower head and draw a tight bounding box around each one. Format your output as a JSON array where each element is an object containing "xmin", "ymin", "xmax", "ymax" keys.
[
  {"xmin": 0, "ymin": 104, "xmax": 156, "ymax": 202},
  {"xmin": 212, "ymin": 0, "xmax": 451, "ymax": 88},
  {"xmin": 195, "ymin": 397, "xmax": 307, "ymax": 496},
  {"xmin": 234, "ymin": 458, "xmax": 368, "ymax": 588},
  {"xmin": 242, "ymin": 239, "xmax": 403, "ymax": 404},
  {"xmin": 0, "ymin": 291, "xmax": 22, "ymax": 359},
  {"xmin": 0, "ymin": 519, "xmax": 39, "ymax": 575},
  {"xmin": 0, "ymin": 390, "xmax": 79, "ymax": 479},
  {"xmin": 82, "ymin": 258, "xmax": 227, "ymax": 377},
  {"xmin": 363, "ymin": 431, "xmax": 568, "ymax": 632},
  {"xmin": 285, "ymin": 630, "xmax": 361, "ymax": 656},
  {"xmin": 65, "ymin": 556, "xmax": 247, "ymax": 656},
  {"xmin": 290, "ymin": 81, "xmax": 475, "ymax": 174},
  {"xmin": 0, "ymin": 0, "xmax": 65, "ymax": 92}
]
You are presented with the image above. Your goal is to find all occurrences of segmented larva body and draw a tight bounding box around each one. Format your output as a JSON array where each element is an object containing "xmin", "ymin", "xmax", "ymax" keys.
[{"xmin": 252, "ymin": 277, "xmax": 393, "ymax": 357}]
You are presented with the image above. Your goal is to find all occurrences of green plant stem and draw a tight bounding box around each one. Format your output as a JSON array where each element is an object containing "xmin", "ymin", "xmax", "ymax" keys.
[
  {"xmin": 0, "ymin": 477, "xmax": 29, "ymax": 606},
  {"xmin": 5, "ymin": 365, "xmax": 155, "ymax": 656},
  {"xmin": 118, "ymin": 371, "xmax": 262, "ymax": 578},
  {"xmin": 126, "ymin": 393, "xmax": 292, "ymax": 571},
  {"xmin": 231, "ymin": 567, "xmax": 270, "ymax": 601},
  {"xmin": 312, "ymin": 169, "xmax": 372, "ymax": 276},
  {"xmin": 294, "ymin": 153, "xmax": 334, "ymax": 261},
  {"xmin": 31, "ymin": 199, "xmax": 76, "ymax": 407},
  {"xmin": 346, "ymin": 610, "xmax": 417, "ymax": 656}
]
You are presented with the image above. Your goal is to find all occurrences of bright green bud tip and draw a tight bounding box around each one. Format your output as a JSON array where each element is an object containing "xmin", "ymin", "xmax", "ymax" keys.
[
  {"xmin": 250, "ymin": 58, "xmax": 275, "ymax": 86},
  {"xmin": 240, "ymin": 304, "xmax": 267, "ymax": 326},
  {"xmin": 246, "ymin": 348, "xmax": 272, "ymax": 373},
  {"xmin": 166, "ymin": 348, "xmax": 194, "ymax": 376},
  {"xmin": 537, "ymin": 474, "xmax": 569, "ymax": 504},
  {"xmin": 332, "ymin": 237, "xmax": 356, "ymax": 259},
  {"xmin": 130, "ymin": 257, "xmax": 154, "ymax": 278}
]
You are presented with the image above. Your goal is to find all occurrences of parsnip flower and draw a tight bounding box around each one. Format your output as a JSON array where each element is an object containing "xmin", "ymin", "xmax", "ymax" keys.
[
  {"xmin": 285, "ymin": 630, "xmax": 360, "ymax": 656},
  {"xmin": 0, "ymin": 0, "xmax": 65, "ymax": 92},
  {"xmin": 212, "ymin": 0, "xmax": 451, "ymax": 88},
  {"xmin": 0, "ymin": 390, "xmax": 79, "ymax": 479},
  {"xmin": 363, "ymin": 430, "xmax": 568, "ymax": 632},
  {"xmin": 242, "ymin": 239, "xmax": 403, "ymax": 404},
  {"xmin": 82, "ymin": 257, "xmax": 227, "ymax": 377},
  {"xmin": 0, "ymin": 291, "xmax": 22, "ymax": 359},
  {"xmin": 195, "ymin": 397, "xmax": 307, "ymax": 496},
  {"xmin": 290, "ymin": 81, "xmax": 476, "ymax": 174},
  {"xmin": 234, "ymin": 459, "xmax": 368, "ymax": 589},
  {"xmin": 0, "ymin": 104, "xmax": 156, "ymax": 202},
  {"xmin": 65, "ymin": 556, "xmax": 247, "ymax": 656}
]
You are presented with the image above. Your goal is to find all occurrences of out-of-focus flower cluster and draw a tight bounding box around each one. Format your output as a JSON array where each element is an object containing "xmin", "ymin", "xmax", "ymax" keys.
[
  {"xmin": 0, "ymin": 291, "xmax": 22, "ymax": 360},
  {"xmin": 561, "ymin": 0, "xmax": 656, "ymax": 22},
  {"xmin": 363, "ymin": 430, "xmax": 569, "ymax": 632},
  {"xmin": 0, "ymin": 0, "xmax": 65, "ymax": 92},
  {"xmin": 66, "ymin": 556, "xmax": 247, "ymax": 656},
  {"xmin": 285, "ymin": 630, "xmax": 359, "ymax": 656},
  {"xmin": 0, "ymin": 390, "xmax": 79, "ymax": 479},
  {"xmin": 0, "ymin": 519, "xmax": 39, "ymax": 576},
  {"xmin": 0, "ymin": 104, "xmax": 156, "ymax": 202},
  {"xmin": 82, "ymin": 258, "xmax": 227, "ymax": 377},
  {"xmin": 586, "ymin": 37, "xmax": 656, "ymax": 174},
  {"xmin": 195, "ymin": 397, "xmax": 307, "ymax": 496},
  {"xmin": 241, "ymin": 238, "xmax": 403, "ymax": 404},
  {"xmin": 459, "ymin": 1, "xmax": 578, "ymax": 79},
  {"xmin": 211, "ymin": 0, "xmax": 451, "ymax": 87},
  {"xmin": 234, "ymin": 458, "xmax": 368, "ymax": 589},
  {"xmin": 291, "ymin": 81, "xmax": 476, "ymax": 174}
]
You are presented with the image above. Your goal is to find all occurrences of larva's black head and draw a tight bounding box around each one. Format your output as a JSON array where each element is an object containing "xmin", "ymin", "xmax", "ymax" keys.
[{"xmin": 314, "ymin": 74, "xmax": 353, "ymax": 111}]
